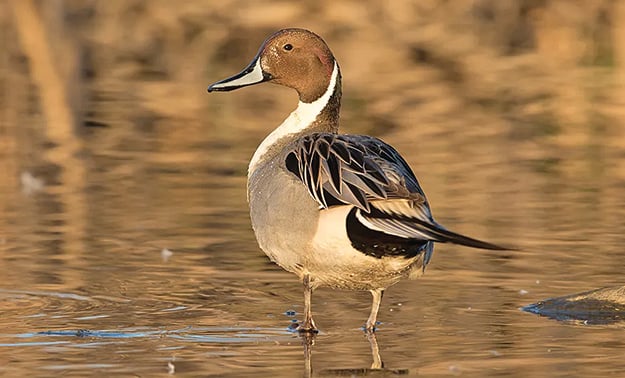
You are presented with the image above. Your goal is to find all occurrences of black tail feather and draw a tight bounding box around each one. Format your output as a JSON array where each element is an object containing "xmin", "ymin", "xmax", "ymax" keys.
[{"xmin": 413, "ymin": 219, "xmax": 511, "ymax": 251}]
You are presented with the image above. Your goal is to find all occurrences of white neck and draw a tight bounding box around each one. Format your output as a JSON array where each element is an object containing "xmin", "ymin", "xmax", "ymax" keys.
[{"xmin": 248, "ymin": 61, "xmax": 339, "ymax": 175}]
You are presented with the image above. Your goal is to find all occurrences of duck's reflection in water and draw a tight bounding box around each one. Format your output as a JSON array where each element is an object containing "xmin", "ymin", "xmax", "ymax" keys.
[{"xmin": 301, "ymin": 332, "xmax": 409, "ymax": 377}]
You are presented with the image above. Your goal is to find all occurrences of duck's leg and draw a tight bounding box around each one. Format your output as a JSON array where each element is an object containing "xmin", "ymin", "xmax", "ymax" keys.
[
  {"xmin": 366, "ymin": 331, "xmax": 383, "ymax": 369},
  {"xmin": 301, "ymin": 331, "xmax": 315, "ymax": 378},
  {"xmin": 365, "ymin": 289, "xmax": 384, "ymax": 333},
  {"xmin": 298, "ymin": 274, "xmax": 318, "ymax": 333}
]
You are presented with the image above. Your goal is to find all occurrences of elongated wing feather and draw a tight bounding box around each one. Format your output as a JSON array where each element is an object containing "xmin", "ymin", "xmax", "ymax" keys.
[{"xmin": 285, "ymin": 133, "xmax": 427, "ymax": 213}]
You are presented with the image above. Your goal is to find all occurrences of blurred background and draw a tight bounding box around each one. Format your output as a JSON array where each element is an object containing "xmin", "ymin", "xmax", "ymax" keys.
[{"xmin": 1, "ymin": 1, "xmax": 625, "ymax": 377}]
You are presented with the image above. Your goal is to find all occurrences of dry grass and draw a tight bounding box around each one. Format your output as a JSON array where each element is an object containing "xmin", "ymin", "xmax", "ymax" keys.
[{"xmin": 2, "ymin": 1, "xmax": 623, "ymax": 147}]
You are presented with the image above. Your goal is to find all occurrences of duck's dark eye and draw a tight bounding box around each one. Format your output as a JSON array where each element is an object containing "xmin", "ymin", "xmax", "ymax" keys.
[{"xmin": 283, "ymin": 43, "xmax": 293, "ymax": 51}]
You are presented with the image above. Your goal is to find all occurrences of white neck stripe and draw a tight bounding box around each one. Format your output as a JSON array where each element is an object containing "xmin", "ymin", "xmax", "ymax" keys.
[{"xmin": 248, "ymin": 61, "xmax": 339, "ymax": 175}]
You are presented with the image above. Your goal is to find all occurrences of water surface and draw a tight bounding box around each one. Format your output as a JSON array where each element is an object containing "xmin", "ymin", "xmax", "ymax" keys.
[{"xmin": 2, "ymin": 2, "xmax": 625, "ymax": 376}]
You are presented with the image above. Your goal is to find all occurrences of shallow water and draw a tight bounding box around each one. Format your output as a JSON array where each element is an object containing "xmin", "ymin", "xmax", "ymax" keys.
[
  {"xmin": 3, "ymin": 3, "xmax": 625, "ymax": 375},
  {"xmin": 2, "ymin": 103, "xmax": 625, "ymax": 377}
]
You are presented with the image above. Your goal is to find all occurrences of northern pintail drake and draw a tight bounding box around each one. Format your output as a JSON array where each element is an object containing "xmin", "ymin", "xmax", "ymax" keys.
[{"xmin": 207, "ymin": 28, "xmax": 507, "ymax": 333}]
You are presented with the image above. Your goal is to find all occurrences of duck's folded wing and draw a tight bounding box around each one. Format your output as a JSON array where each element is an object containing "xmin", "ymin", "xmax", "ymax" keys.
[
  {"xmin": 285, "ymin": 133, "xmax": 426, "ymax": 212},
  {"xmin": 285, "ymin": 133, "xmax": 507, "ymax": 250}
]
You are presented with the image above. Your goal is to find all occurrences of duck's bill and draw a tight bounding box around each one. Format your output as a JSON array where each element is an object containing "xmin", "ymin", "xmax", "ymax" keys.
[{"xmin": 207, "ymin": 57, "xmax": 272, "ymax": 92}]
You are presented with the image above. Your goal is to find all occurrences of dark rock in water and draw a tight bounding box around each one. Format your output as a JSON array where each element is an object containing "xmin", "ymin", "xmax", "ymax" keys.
[{"xmin": 522, "ymin": 285, "xmax": 625, "ymax": 324}]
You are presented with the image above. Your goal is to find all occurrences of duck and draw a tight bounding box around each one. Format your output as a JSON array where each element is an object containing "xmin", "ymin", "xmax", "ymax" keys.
[{"xmin": 207, "ymin": 28, "xmax": 507, "ymax": 333}]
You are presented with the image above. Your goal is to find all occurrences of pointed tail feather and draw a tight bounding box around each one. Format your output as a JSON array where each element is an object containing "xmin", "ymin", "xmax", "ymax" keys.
[{"xmin": 413, "ymin": 219, "xmax": 511, "ymax": 251}]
